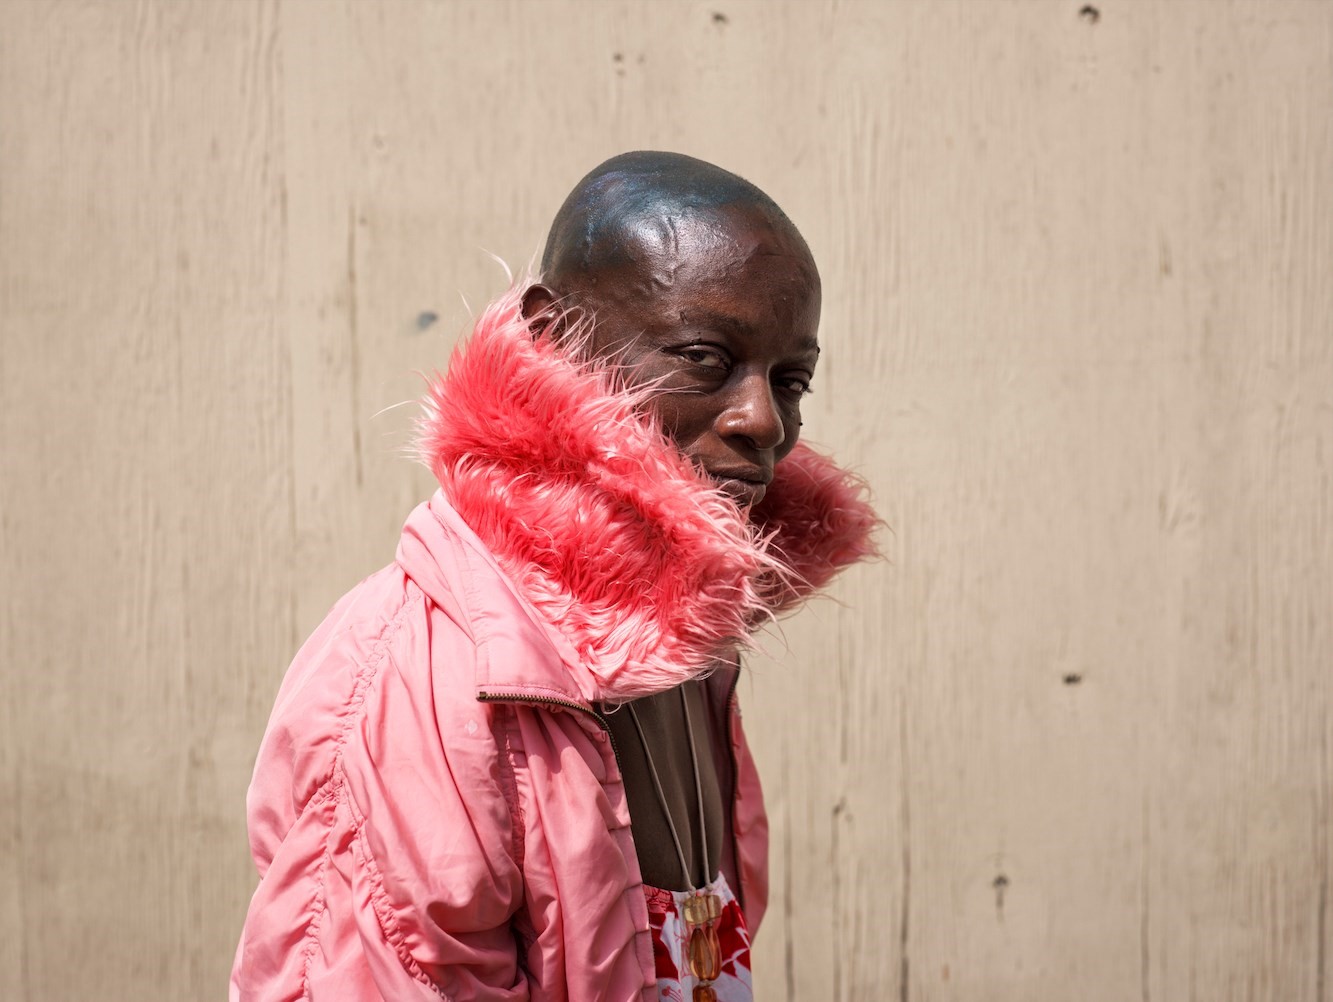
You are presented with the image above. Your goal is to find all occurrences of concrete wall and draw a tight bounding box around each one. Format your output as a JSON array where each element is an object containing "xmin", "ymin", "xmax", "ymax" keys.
[{"xmin": 2, "ymin": 1, "xmax": 1330, "ymax": 998}]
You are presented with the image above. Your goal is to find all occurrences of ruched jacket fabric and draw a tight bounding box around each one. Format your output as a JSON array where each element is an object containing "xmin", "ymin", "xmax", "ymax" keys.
[{"xmin": 231, "ymin": 288, "xmax": 878, "ymax": 1001}]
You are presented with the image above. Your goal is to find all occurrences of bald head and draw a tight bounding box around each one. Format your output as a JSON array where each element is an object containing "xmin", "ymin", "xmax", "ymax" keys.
[
  {"xmin": 539, "ymin": 151, "xmax": 813, "ymax": 292},
  {"xmin": 522, "ymin": 151, "xmax": 823, "ymax": 495}
]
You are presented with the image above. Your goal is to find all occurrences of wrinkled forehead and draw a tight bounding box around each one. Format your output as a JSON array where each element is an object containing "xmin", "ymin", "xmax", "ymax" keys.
[{"xmin": 578, "ymin": 200, "xmax": 818, "ymax": 287}]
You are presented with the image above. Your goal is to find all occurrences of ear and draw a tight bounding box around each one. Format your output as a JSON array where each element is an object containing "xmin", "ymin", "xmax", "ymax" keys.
[
  {"xmin": 521, "ymin": 283, "xmax": 590, "ymax": 343},
  {"xmin": 520, "ymin": 283, "xmax": 564, "ymax": 338}
]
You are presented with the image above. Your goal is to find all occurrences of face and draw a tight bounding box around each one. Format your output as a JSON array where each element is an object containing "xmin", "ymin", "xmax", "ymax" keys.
[{"xmin": 528, "ymin": 205, "xmax": 821, "ymax": 509}]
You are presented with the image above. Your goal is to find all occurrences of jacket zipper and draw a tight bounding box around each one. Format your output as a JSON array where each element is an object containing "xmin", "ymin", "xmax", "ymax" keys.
[
  {"xmin": 476, "ymin": 690, "xmax": 619, "ymax": 758},
  {"xmin": 482, "ymin": 675, "xmax": 748, "ymax": 910}
]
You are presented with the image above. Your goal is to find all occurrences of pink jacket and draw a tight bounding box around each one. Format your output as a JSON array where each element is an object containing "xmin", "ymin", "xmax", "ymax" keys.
[{"xmin": 231, "ymin": 290, "xmax": 877, "ymax": 1001}]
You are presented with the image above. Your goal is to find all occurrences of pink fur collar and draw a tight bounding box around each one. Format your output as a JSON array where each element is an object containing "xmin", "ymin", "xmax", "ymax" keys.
[{"xmin": 415, "ymin": 288, "xmax": 878, "ymax": 702}]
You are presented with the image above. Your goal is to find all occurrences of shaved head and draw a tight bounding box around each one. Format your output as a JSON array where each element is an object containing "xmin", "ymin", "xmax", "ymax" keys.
[
  {"xmin": 539, "ymin": 150, "xmax": 814, "ymax": 292},
  {"xmin": 521, "ymin": 150, "xmax": 823, "ymax": 507}
]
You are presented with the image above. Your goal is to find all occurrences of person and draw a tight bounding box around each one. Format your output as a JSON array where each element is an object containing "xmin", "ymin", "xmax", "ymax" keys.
[{"xmin": 231, "ymin": 151, "xmax": 877, "ymax": 1002}]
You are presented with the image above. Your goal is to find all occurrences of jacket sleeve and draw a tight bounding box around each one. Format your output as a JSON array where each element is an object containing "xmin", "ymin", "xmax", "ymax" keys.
[{"xmin": 232, "ymin": 575, "xmax": 528, "ymax": 1001}]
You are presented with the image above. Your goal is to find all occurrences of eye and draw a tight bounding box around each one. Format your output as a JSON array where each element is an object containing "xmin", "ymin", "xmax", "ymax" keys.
[
  {"xmin": 775, "ymin": 374, "xmax": 813, "ymax": 397},
  {"xmin": 674, "ymin": 346, "xmax": 731, "ymax": 371}
]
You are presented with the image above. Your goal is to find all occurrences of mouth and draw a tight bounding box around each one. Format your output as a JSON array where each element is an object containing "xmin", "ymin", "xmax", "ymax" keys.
[{"xmin": 705, "ymin": 468, "xmax": 772, "ymax": 507}]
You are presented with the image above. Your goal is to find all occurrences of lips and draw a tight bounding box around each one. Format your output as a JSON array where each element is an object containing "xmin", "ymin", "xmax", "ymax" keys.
[{"xmin": 705, "ymin": 467, "xmax": 772, "ymax": 507}]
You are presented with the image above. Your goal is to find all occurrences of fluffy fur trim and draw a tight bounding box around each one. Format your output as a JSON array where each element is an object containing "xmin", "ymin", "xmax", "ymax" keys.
[{"xmin": 415, "ymin": 287, "xmax": 878, "ymax": 702}]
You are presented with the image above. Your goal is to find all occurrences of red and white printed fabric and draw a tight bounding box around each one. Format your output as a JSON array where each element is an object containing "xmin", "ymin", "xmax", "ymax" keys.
[{"xmin": 645, "ymin": 874, "xmax": 753, "ymax": 1002}]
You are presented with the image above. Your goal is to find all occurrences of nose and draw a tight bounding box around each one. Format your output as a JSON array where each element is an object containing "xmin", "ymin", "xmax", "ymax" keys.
[{"xmin": 717, "ymin": 372, "xmax": 786, "ymax": 452}]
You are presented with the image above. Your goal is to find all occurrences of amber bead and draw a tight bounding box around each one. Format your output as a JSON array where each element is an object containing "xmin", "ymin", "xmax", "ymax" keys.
[
  {"xmin": 683, "ymin": 892, "xmax": 720, "ymax": 927},
  {"xmin": 704, "ymin": 894, "xmax": 721, "ymax": 922},
  {"xmin": 693, "ymin": 986, "xmax": 717, "ymax": 1002},
  {"xmin": 688, "ymin": 925, "xmax": 721, "ymax": 982}
]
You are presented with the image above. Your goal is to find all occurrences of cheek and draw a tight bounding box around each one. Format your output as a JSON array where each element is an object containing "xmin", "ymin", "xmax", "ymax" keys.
[{"xmin": 635, "ymin": 392, "xmax": 720, "ymax": 465}]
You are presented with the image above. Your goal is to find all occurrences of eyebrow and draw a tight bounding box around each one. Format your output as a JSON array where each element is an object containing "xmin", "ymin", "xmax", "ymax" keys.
[{"xmin": 681, "ymin": 310, "xmax": 821, "ymax": 357}]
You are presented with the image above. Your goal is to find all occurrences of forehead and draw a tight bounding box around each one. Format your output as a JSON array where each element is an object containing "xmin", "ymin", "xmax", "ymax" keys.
[
  {"xmin": 623, "ymin": 202, "xmax": 813, "ymax": 269},
  {"xmin": 594, "ymin": 204, "xmax": 821, "ymax": 326}
]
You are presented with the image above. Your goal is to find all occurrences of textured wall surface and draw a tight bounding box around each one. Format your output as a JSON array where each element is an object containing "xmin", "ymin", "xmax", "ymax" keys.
[{"xmin": 3, "ymin": 1, "xmax": 1331, "ymax": 999}]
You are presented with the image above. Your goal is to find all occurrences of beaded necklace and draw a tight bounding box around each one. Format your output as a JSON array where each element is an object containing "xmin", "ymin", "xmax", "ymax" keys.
[{"xmin": 626, "ymin": 686, "xmax": 724, "ymax": 1002}]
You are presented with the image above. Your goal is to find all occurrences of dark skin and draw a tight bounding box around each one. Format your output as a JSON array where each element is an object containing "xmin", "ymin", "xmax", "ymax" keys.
[
  {"xmin": 523, "ymin": 202, "xmax": 821, "ymax": 506},
  {"xmin": 521, "ymin": 182, "xmax": 821, "ymax": 892}
]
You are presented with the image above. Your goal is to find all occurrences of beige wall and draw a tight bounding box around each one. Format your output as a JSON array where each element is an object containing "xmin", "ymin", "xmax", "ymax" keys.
[{"xmin": 3, "ymin": 0, "xmax": 1331, "ymax": 998}]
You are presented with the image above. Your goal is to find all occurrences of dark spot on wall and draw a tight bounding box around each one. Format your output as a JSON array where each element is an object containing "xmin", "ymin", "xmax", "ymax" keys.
[
  {"xmin": 415, "ymin": 311, "xmax": 438, "ymax": 331},
  {"xmin": 992, "ymin": 873, "xmax": 1009, "ymax": 915},
  {"xmin": 1063, "ymin": 673, "xmax": 1083, "ymax": 685},
  {"xmin": 612, "ymin": 52, "xmax": 623, "ymax": 63},
  {"xmin": 712, "ymin": 11, "xmax": 729, "ymax": 25},
  {"xmin": 1079, "ymin": 4, "xmax": 1100, "ymax": 23}
]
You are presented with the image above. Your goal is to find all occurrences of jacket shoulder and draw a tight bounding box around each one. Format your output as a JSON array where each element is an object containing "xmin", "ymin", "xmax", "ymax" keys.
[
  {"xmin": 235, "ymin": 563, "xmax": 532, "ymax": 999},
  {"xmin": 246, "ymin": 565, "xmax": 422, "ymax": 857}
]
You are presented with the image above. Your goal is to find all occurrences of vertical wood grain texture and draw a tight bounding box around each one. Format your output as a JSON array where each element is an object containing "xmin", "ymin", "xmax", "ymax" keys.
[
  {"xmin": 2, "ymin": 1, "xmax": 290, "ymax": 998},
  {"xmin": 2, "ymin": 1, "xmax": 1329, "ymax": 999}
]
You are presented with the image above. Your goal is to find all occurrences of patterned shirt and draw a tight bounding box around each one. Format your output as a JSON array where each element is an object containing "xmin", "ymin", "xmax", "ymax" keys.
[{"xmin": 644, "ymin": 872, "xmax": 753, "ymax": 1001}]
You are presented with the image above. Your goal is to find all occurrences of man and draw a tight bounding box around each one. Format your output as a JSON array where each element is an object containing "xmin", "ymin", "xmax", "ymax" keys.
[{"xmin": 232, "ymin": 151, "xmax": 876, "ymax": 1001}]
